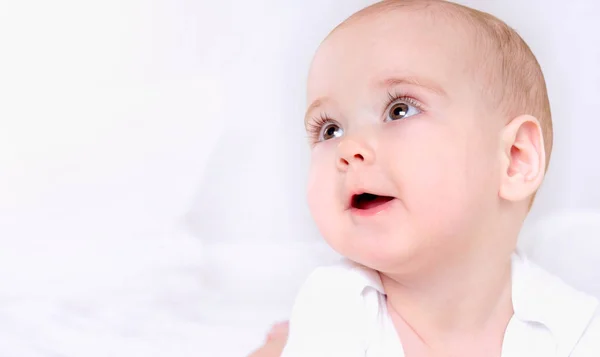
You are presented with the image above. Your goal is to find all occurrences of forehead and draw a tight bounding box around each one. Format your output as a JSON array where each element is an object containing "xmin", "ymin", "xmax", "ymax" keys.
[{"xmin": 307, "ymin": 10, "xmax": 475, "ymax": 104}]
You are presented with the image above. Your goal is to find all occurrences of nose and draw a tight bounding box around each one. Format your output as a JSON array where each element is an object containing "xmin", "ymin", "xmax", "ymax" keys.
[{"xmin": 336, "ymin": 137, "xmax": 375, "ymax": 171}]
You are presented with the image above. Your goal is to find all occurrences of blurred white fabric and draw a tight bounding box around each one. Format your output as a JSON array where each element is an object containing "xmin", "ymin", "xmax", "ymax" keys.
[{"xmin": 1, "ymin": 0, "xmax": 599, "ymax": 356}]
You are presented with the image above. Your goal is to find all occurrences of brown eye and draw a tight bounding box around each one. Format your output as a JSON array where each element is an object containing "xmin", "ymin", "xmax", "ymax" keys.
[
  {"xmin": 321, "ymin": 123, "xmax": 343, "ymax": 141},
  {"xmin": 389, "ymin": 102, "xmax": 409, "ymax": 120},
  {"xmin": 385, "ymin": 99, "xmax": 421, "ymax": 122}
]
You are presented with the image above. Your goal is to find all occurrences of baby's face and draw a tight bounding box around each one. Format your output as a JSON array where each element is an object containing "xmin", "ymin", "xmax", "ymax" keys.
[{"xmin": 305, "ymin": 11, "xmax": 504, "ymax": 273}]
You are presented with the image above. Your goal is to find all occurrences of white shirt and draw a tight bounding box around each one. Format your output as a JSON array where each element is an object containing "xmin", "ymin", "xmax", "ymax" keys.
[{"xmin": 281, "ymin": 253, "xmax": 600, "ymax": 357}]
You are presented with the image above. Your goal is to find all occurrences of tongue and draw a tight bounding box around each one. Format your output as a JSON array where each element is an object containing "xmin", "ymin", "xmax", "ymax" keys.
[{"xmin": 358, "ymin": 195, "xmax": 394, "ymax": 209}]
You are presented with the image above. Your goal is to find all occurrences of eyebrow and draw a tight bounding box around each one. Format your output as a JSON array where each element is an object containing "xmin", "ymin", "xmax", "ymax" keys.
[
  {"xmin": 303, "ymin": 75, "xmax": 446, "ymax": 126},
  {"xmin": 304, "ymin": 98, "xmax": 327, "ymax": 127},
  {"xmin": 379, "ymin": 75, "xmax": 447, "ymax": 97}
]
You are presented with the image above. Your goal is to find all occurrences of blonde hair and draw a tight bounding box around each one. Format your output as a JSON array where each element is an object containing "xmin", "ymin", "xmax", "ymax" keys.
[{"xmin": 338, "ymin": 0, "xmax": 554, "ymax": 168}]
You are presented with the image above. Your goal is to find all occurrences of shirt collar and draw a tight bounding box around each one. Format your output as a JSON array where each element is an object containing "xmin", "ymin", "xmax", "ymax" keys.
[
  {"xmin": 511, "ymin": 251, "xmax": 598, "ymax": 356},
  {"xmin": 343, "ymin": 252, "xmax": 599, "ymax": 356},
  {"xmin": 340, "ymin": 259, "xmax": 385, "ymax": 295}
]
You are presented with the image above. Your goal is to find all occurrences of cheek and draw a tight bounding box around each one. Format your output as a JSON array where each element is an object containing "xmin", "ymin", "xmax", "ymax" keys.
[
  {"xmin": 306, "ymin": 144, "xmax": 354, "ymax": 254},
  {"xmin": 384, "ymin": 122, "xmax": 496, "ymax": 226},
  {"xmin": 384, "ymin": 122, "xmax": 461, "ymax": 188},
  {"xmin": 306, "ymin": 146, "xmax": 337, "ymax": 223},
  {"xmin": 402, "ymin": 140, "xmax": 464, "ymax": 208}
]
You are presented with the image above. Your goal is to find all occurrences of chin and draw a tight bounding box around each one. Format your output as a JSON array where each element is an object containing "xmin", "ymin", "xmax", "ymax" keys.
[
  {"xmin": 334, "ymin": 233, "xmax": 421, "ymax": 273},
  {"xmin": 356, "ymin": 251, "xmax": 416, "ymax": 273}
]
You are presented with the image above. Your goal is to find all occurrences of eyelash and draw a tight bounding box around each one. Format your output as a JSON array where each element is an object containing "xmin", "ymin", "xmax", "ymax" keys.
[
  {"xmin": 306, "ymin": 112, "xmax": 333, "ymax": 144},
  {"xmin": 386, "ymin": 91, "xmax": 424, "ymax": 114},
  {"xmin": 305, "ymin": 92, "xmax": 425, "ymax": 144}
]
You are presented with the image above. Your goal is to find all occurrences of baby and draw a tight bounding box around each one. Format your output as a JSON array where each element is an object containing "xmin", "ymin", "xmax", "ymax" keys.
[{"xmin": 274, "ymin": 1, "xmax": 600, "ymax": 357}]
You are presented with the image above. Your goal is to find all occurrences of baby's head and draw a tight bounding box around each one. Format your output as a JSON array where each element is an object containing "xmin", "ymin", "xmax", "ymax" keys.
[{"xmin": 304, "ymin": 0, "xmax": 552, "ymax": 274}]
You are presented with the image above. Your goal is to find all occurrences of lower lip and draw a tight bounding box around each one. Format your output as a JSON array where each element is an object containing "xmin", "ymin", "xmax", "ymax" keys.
[{"xmin": 349, "ymin": 198, "xmax": 397, "ymax": 217}]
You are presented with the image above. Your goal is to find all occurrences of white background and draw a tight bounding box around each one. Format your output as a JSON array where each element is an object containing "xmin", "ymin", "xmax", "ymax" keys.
[{"xmin": 0, "ymin": 0, "xmax": 599, "ymax": 356}]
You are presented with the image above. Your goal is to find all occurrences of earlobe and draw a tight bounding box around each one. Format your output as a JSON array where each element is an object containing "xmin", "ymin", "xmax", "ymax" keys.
[{"xmin": 498, "ymin": 115, "xmax": 546, "ymax": 202}]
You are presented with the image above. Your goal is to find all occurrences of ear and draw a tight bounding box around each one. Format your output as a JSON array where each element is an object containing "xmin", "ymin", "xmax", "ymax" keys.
[{"xmin": 498, "ymin": 115, "xmax": 546, "ymax": 203}]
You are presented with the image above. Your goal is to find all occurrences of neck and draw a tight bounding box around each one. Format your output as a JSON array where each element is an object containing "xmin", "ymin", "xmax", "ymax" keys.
[{"xmin": 381, "ymin": 250, "xmax": 514, "ymax": 349}]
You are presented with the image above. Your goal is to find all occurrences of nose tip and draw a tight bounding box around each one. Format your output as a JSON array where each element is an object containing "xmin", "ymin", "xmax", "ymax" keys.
[{"xmin": 336, "ymin": 138, "xmax": 374, "ymax": 171}]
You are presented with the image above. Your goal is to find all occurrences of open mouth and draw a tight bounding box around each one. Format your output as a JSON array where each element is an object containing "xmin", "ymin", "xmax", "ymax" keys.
[{"xmin": 351, "ymin": 193, "xmax": 395, "ymax": 210}]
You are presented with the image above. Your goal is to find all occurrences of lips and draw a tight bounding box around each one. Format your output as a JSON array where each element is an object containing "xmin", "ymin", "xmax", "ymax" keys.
[{"xmin": 350, "ymin": 192, "xmax": 395, "ymax": 210}]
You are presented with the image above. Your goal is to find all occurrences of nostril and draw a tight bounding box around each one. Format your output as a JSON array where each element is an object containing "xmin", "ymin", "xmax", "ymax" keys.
[
  {"xmin": 354, "ymin": 153, "xmax": 364, "ymax": 161},
  {"xmin": 339, "ymin": 158, "xmax": 349, "ymax": 166}
]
